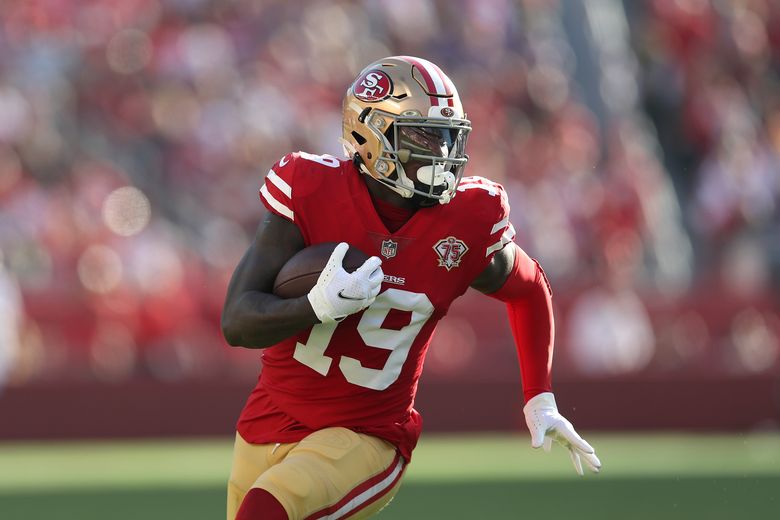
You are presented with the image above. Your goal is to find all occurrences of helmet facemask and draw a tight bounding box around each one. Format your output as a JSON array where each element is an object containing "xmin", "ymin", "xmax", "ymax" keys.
[{"xmin": 363, "ymin": 109, "xmax": 471, "ymax": 206}]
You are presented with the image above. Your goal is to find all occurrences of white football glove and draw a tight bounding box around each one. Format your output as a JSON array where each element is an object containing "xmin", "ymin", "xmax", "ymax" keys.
[
  {"xmin": 307, "ymin": 242, "xmax": 383, "ymax": 323},
  {"xmin": 523, "ymin": 392, "xmax": 601, "ymax": 476}
]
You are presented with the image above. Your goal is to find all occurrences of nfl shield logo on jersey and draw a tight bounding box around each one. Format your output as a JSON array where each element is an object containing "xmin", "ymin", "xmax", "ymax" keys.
[
  {"xmin": 381, "ymin": 239, "xmax": 398, "ymax": 259},
  {"xmin": 433, "ymin": 236, "xmax": 468, "ymax": 271}
]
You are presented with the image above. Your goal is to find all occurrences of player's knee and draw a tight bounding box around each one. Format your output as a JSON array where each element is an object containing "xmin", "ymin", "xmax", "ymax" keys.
[{"xmin": 235, "ymin": 488, "xmax": 288, "ymax": 520}]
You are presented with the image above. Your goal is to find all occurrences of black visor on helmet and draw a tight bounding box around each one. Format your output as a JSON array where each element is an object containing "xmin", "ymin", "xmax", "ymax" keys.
[{"xmin": 398, "ymin": 126, "xmax": 452, "ymax": 159}]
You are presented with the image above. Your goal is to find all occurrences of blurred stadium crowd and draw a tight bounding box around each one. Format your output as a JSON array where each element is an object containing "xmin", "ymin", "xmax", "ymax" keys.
[{"xmin": 0, "ymin": 0, "xmax": 778, "ymax": 388}]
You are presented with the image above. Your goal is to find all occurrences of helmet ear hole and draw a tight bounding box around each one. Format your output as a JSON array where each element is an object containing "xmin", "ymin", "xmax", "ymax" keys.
[
  {"xmin": 351, "ymin": 131, "xmax": 367, "ymax": 145},
  {"xmin": 358, "ymin": 107, "xmax": 371, "ymax": 123}
]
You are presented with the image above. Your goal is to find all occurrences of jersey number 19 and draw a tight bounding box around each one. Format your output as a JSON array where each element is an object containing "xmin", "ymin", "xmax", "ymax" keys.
[{"xmin": 293, "ymin": 289, "xmax": 434, "ymax": 390}]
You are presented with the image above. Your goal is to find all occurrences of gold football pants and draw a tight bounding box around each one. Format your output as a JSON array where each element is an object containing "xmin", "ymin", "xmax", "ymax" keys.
[{"xmin": 227, "ymin": 428, "xmax": 405, "ymax": 519}]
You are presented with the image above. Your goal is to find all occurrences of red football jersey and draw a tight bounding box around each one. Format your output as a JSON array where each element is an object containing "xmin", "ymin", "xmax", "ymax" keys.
[{"xmin": 238, "ymin": 152, "xmax": 515, "ymax": 461}]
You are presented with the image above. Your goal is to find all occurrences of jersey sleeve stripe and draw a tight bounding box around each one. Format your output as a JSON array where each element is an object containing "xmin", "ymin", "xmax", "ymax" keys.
[
  {"xmin": 460, "ymin": 176, "xmax": 498, "ymax": 187},
  {"xmin": 260, "ymin": 183, "xmax": 294, "ymax": 221},
  {"xmin": 266, "ymin": 169, "xmax": 292, "ymax": 198},
  {"xmin": 505, "ymin": 223, "xmax": 516, "ymax": 240},
  {"xmin": 457, "ymin": 183, "xmax": 498, "ymax": 196},
  {"xmin": 485, "ymin": 232, "xmax": 514, "ymax": 257},
  {"xmin": 491, "ymin": 216, "xmax": 509, "ymax": 235}
]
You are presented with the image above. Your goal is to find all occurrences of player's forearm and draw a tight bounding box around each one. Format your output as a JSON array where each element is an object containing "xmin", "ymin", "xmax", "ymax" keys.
[
  {"xmin": 221, "ymin": 291, "xmax": 319, "ymax": 349},
  {"xmin": 487, "ymin": 245, "xmax": 554, "ymax": 401},
  {"xmin": 506, "ymin": 279, "xmax": 554, "ymax": 401}
]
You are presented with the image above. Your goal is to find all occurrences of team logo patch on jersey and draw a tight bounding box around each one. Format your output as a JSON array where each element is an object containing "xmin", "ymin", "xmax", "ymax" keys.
[
  {"xmin": 433, "ymin": 236, "xmax": 468, "ymax": 271},
  {"xmin": 353, "ymin": 70, "xmax": 393, "ymax": 102},
  {"xmin": 381, "ymin": 239, "xmax": 398, "ymax": 259}
]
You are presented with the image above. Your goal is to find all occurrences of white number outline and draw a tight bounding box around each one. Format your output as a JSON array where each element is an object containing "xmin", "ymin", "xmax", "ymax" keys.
[
  {"xmin": 298, "ymin": 151, "xmax": 340, "ymax": 168},
  {"xmin": 293, "ymin": 289, "xmax": 434, "ymax": 390}
]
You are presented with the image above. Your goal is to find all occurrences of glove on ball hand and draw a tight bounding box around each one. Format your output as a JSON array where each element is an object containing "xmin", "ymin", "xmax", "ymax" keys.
[{"xmin": 307, "ymin": 242, "xmax": 383, "ymax": 323}]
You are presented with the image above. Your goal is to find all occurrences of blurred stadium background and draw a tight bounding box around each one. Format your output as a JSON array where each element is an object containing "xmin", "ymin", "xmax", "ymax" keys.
[{"xmin": 0, "ymin": 0, "xmax": 778, "ymax": 518}]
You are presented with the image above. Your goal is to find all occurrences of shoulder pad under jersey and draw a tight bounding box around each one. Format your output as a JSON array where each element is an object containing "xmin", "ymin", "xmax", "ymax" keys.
[{"xmin": 456, "ymin": 176, "xmax": 515, "ymax": 259}]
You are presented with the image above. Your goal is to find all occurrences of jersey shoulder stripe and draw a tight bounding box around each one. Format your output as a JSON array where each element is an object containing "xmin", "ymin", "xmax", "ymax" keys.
[
  {"xmin": 260, "ymin": 183, "xmax": 294, "ymax": 221},
  {"xmin": 454, "ymin": 176, "xmax": 515, "ymax": 258},
  {"xmin": 258, "ymin": 151, "xmax": 350, "ymax": 223},
  {"xmin": 259, "ymin": 153, "xmax": 297, "ymax": 222},
  {"xmin": 491, "ymin": 216, "xmax": 509, "ymax": 235},
  {"xmin": 457, "ymin": 176, "xmax": 502, "ymax": 196},
  {"xmin": 485, "ymin": 223, "xmax": 516, "ymax": 257},
  {"xmin": 266, "ymin": 169, "xmax": 292, "ymax": 198}
]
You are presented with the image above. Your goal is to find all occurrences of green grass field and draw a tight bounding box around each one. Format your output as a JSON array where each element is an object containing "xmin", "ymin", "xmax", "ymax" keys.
[{"xmin": 1, "ymin": 433, "xmax": 778, "ymax": 519}]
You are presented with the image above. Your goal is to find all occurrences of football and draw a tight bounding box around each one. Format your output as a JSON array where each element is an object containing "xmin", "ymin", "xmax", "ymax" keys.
[{"xmin": 272, "ymin": 242, "xmax": 371, "ymax": 298}]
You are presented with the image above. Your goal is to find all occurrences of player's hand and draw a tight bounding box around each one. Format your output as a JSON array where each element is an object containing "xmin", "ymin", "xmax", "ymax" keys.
[
  {"xmin": 307, "ymin": 242, "xmax": 383, "ymax": 323},
  {"xmin": 523, "ymin": 392, "xmax": 601, "ymax": 476}
]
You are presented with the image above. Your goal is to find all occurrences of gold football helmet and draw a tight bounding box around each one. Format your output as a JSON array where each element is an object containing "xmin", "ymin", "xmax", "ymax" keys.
[{"xmin": 342, "ymin": 56, "xmax": 471, "ymax": 205}]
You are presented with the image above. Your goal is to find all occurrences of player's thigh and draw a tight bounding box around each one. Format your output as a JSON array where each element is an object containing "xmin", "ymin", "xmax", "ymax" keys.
[
  {"xmin": 255, "ymin": 427, "xmax": 405, "ymax": 520},
  {"xmin": 227, "ymin": 432, "xmax": 294, "ymax": 520}
]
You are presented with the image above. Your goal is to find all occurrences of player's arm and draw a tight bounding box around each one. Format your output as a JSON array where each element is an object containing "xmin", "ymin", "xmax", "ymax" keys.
[
  {"xmin": 222, "ymin": 211, "xmax": 383, "ymax": 348},
  {"xmin": 221, "ymin": 212, "xmax": 319, "ymax": 349},
  {"xmin": 470, "ymin": 242, "xmax": 516, "ymax": 294},
  {"xmin": 471, "ymin": 242, "xmax": 601, "ymax": 475},
  {"xmin": 471, "ymin": 242, "xmax": 552, "ymax": 400}
]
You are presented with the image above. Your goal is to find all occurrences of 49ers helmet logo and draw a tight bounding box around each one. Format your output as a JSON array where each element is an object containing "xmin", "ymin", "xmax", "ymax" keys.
[
  {"xmin": 353, "ymin": 70, "xmax": 393, "ymax": 102},
  {"xmin": 440, "ymin": 107, "xmax": 455, "ymax": 117}
]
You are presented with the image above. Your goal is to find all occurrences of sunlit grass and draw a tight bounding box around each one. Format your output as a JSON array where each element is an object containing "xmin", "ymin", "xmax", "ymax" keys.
[
  {"xmin": 1, "ymin": 433, "xmax": 778, "ymax": 520},
  {"xmin": 1, "ymin": 432, "xmax": 778, "ymax": 492}
]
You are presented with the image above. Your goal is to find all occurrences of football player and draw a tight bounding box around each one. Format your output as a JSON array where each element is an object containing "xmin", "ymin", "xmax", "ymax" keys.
[{"xmin": 222, "ymin": 56, "xmax": 601, "ymax": 520}]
